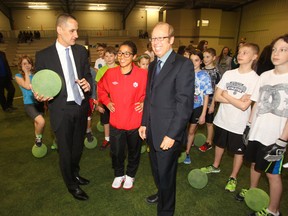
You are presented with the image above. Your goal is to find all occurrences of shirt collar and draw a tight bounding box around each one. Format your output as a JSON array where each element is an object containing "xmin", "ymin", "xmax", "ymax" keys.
[{"xmin": 157, "ymin": 48, "xmax": 173, "ymax": 64}]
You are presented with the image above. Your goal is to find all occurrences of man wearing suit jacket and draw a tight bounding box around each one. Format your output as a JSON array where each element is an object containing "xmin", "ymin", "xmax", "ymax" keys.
[
  {"xmin": 35, "ymin": 14, "xmax": 92, "ymax": 201},
  {"xmin": 139, "ymin": 22, "xmax": 194, "ymax": 215},
  {"xmin": 0, "ymin": 50, "xmax": 16, "ymax": 112}
]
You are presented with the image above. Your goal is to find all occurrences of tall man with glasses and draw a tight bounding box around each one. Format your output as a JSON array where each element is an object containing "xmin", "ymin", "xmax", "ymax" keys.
[{"xmin": 139, "ymin": 22, "xmax": 194, "ymax": 215}]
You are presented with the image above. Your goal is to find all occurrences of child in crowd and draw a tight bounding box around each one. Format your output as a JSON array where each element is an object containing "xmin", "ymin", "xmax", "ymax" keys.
[
  {"xmin": 144, "ymin": 42, "xmax": 155, "ymax": 62},
  {"xmin": 86, "ymin": 67, "xmax": 97, "ymax": 142},
  {"xmin": 98, "ymin": 41, "xmax": 147, "ymax": 190},
  {"xmin": 96, "ymin": 46, "xmax": 118, "ymax": 149},
  {"xmin": 94, "ymin": 43, "xmax": 107, "ymax": 72},
  {"xmin": 184, "ymin": 49, "xmax": 213, "ymax": 164},
  {"xmin": 15, "ymin": 55, "xmax": 45, "ymax": 147},
  {"xmin": 216, "ymin": 46, "xmax": 232, "ymax": 75},
  {"xmin": 198, "ymin": 48, "xmax": 221, "ymax": 152},
  {"xmin": 136, "ymin": 54, "xmax": 150, "ymax": 70},
  {"xmin": 235, "ymin": 34, "xmax": 288, "ymax": 216},
  {"xmin": 200, "ymin": 43, "xmax": 260, "ymax": 193}
]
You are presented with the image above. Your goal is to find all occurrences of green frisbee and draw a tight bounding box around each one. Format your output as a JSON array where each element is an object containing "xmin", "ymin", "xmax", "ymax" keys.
[
  {"xmin": 178, "ymin": 152, "xmax": 186, "ymax": 163},
  {"xmin": 32, "ymin": 143, "xmax": 48, "ymax": 158},
  {"xmin": 194, "ymin": 133, "xmax": 207, "ymax": 147},
  {"xmin": 244, "ymin": 188, "xmax": 270, "ymax": 212},
  {"xmin": 32, "ymin": 69, "xmax": 62, "ymax": 98},
  {"xmin": 97, "ymin": 121, "xmax": 104, "ymax": 132},
  {"xmin": 84, "ymin": 136, "xmax": 98, "ymax": 149},
  {"xmin": 141, "ymin": 144, "xmax": 147, "ymax": 153},
  {"xmin": 187, "ymin": 169, "xmax": 208, "ymax": 189}
]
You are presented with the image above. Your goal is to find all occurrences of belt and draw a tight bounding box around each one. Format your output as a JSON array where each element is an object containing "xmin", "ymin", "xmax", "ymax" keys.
[{"xmin": 66, "ymin": 101, "xmax": 78, "ymax": 105}]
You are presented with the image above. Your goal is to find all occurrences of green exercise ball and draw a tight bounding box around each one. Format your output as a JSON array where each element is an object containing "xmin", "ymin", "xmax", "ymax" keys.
[
  {"xmin": 187, "ymin": 169, "xmax": 208, "ymax": 189},
  {"xmin": 32, "ymin": 144, "xmax": 48, "ymax": 158}
]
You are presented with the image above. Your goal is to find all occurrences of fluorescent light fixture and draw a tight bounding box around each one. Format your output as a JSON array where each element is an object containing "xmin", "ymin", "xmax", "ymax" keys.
[
  {"xmin": 89, "ymin": 4, "xmax": 107, "ymax": 10},
  {"xmin": 145, "ymin": 6, "xmax": 160, "ymax": 12},
  {"xmin": 28, "ymin": 2, "xmax": 49, "ymax": 9}
]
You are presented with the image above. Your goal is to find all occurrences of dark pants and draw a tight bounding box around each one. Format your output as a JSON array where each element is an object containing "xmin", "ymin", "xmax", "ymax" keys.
[
  {"xmin": 54, "ymin": 103, "xmax": 87, "ymax": 190},
  {"xmin": 110, "ymin": 126, "xmax": 142, "ymax": 177},
  {"xmin": 148, "ymin": 130, "xmax": 181, "ymax": 216},
  {"xmin": 0, "ymin": 77, "xmax": 15, "ymax": 110}
]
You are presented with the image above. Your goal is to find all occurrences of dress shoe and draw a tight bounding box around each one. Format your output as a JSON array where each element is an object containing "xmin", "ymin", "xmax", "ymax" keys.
[
  {"xmin": 75, "ymin": 175, "xmax": 90, "ymax": 185},
  {"xmin": 146, "ymin": 194, "xmax": 158, "ymax": 204},
  {"xmin": 68, "ymin": 187, "xmax": 89, "ymax": 201}
]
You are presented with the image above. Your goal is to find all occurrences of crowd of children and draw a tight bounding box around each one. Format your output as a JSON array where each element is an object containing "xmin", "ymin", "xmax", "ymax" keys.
[{"xmin": 14, "ymin": 34, "xmax": 288, "ymax": 216}]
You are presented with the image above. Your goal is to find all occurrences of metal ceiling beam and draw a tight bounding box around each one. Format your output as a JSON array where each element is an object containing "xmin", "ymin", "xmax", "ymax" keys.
[
  {"xmin": 122, "ymin": 0, "xmax": 138, "ymax": 29},
  {"xmin": 0, "ymin": 0, "xmax": 14, "ymax": 29}
]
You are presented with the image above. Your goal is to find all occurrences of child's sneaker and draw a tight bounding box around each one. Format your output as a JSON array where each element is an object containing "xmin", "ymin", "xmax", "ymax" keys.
[
  {"xmin": 123, "ymin": 175, "xmax": 135, "ymax": 190},
  {"xmin": 200, "ymin": 165, "xmax": 221, "ymax": 173},
  {"xmin": 199, "ymin": 142, "xmax": 212, "ymax": 152},
  {"xmin": 183, "ymin": 154, "xmax": 191, "ymax": 164},
  {"xmin": 86, "ymin": 132, "xmax": 94, "ymax": 142},
  {"xmin": 283, "ymin": 162, "xmax": 288, "ymax": 168},
  {"xmin": 35, "ymin": 137, "xmax": 42, "ymax": 147},
  {"xmin": 249, "ymin": 208, "xmax": 282, "ymax": 216},
  {"xmin": 235, "ymin": 188, "xmax": 248, "ymax": 201},
  {"xmin": 100, "ymin": 140, "xmax": 110, "ymax": 150},
  {"xmin": 112, "ymin": 176, "xmax": 125, "ymax": 189},
  {"xmin": 225, "ymin": 177, "xmax": 237, "ymax": 192}
]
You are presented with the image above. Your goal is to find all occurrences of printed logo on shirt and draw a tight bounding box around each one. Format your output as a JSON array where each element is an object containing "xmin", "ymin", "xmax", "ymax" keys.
[
  {"xmin": 133, "ymin": 82, "xmax": 138, "ymax": 88},
  {"xmin": 257, "ymin": 83, "xmax": 288, "ymax": 118},
  {"xmin": 112, "ymin": 81, "xmax": 118, "ymax": 85},
  {"xmin": 226, "ymin": 81, "xmax": 247, "ymax": 95}
]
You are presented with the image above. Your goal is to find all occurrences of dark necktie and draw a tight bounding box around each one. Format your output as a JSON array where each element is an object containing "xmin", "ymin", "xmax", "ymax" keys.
[
  {"xmin": 155, "ymin": 60, "xmax": 162, "ymax": 76},
  {"xmin": 65, "ymin": 48, "xmax": 82, "ymax": 105}
]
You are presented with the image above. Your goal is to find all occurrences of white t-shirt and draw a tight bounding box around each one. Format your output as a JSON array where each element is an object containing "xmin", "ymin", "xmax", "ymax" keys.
[
  {"xmin": 249, "ymin": 69, "xmax": 288, "ymax": 146},
  {"xmin": 213, "ymin": 69, "xmax": 259, "ymax": 134},
  {"xmin": 94, "ymin": 58, "xmax": 106, "ymax": 70}
]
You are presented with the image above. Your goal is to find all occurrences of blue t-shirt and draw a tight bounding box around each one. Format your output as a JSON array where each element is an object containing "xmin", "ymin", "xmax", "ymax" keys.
[
  {"xmin": 194, "ymin": 70, "xmax": 213, "ymax": 109},
  {"xmin": 15, "ymin": 73, "xmax": 36, "ymax": 104}
]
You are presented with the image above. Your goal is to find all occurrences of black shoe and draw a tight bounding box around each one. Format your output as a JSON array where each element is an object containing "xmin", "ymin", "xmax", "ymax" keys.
[
  {"xmin": 68, "ymin": 187, "xmax": 89, "ymax": 201},
  {"xmin": 35, "ymin": 137, "xmax": 42, "ymax": 147},
  {"xmin": 86, "ymin": 132, "xmax": 94, "ymax": 142},
  {"xmin": 75, "ymin": 175, "xmax": 90, "ymax": 185},
  {"xmin": 146, "ymin": 194, "xmax": 158, "ymax": 204}
]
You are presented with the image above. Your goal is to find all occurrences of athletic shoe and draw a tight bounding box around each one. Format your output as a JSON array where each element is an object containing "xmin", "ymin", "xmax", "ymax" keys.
[
  {"xmin": 123, "ymin": 175, "xmax": 135, "ymax": 190},
  {"xmin": 249, "ymin": 208, "xmax": 282, "ymax": 216},
  {"xmin": 112, "ymin": 176, "xmax": 125, "ymax": 189},
  {"xmin": 100, "ymin": 140, "xmax": 110, "ymax": 150},
  {"xmin": 200, "ymin": 165, "xmax": 221, "ymax": 174},
  {"xmin": 199, "ymin": 142, "xmax": 212, "ymax": 152},
  {"xmin": 235, "ymin": 188, "xmax": 248, "ymax": 201},
  {"xmin": 225, "ymin": 177, "xmax": 237, "ymax": 192},
  {"xmin": 86, "ymin": 132, "xmax": 94, "ymax": 142},
  {"xmin": 35, "ymin": 137, "xmax": 42, "ymax": 147},
  {"xmin": 183, "ymin": 154, "xmax": 191, "ymax": 164},
  {"xmin": 283, "ymin": 162, "xmax": 288, "ymax": 168}
]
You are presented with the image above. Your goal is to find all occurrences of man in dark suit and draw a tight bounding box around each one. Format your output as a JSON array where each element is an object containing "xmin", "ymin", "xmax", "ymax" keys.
[
  {"xmin": 0, "ymin": 50, "xmax": 16, "ymax": 112},
  {"xmin": 35, "ymin": 14, "xmax": 92, "ymax": 201},
  {"xmin": 139, "ymin": 22, "xmax": 194, "ymax": 215}
]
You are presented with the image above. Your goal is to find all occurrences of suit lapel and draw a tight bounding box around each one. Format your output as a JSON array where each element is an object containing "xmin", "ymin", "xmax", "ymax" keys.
[{"xmin": 153, "ymin": 51, "xmax": 176, "ymax": 88}]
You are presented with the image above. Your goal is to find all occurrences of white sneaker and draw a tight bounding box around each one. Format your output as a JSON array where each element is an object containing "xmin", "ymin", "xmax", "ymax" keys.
[
  {"xmin": 112, "ymin": 176, "xmax": 125, "ymax": 189},
  {"xmin": 123, "ymin": 175, "xmax": 135, "ymax": 190},
  {"xmin": 283, "ymin": 162, "xmax": 288, "ymax": 168}
]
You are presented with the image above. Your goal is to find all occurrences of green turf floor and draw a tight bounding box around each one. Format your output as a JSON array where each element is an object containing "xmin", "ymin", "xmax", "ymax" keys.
[{"xmin": 0, "ymin": 69, "xmax": 287, "ymax": 216}]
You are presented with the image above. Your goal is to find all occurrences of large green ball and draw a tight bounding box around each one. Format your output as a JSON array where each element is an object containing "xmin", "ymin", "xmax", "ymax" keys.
[
  {"xmin": 245, "ymin": 188, "xmax": 270, "ymax": 212},
  {"xmin": 178, "ymin": 152, "xmax": 186, "ymax": 163},
  {"xmin": 97, "ymin": 121, "xmax": 104, "ymax": 132},
  {"xmin": 194, "ymin": 133, "xmax": 206, "ymax": 147},
  {"xmin": 84, "ymin": 136, "xmax": 98, "ymax": 149},
  {"xmin": 187, "ymin": 169, "xmax": 208, "ymax": 189},
  {"xmin": 32, "ymin": 144, "xmax": 48, "ymax": 158}
]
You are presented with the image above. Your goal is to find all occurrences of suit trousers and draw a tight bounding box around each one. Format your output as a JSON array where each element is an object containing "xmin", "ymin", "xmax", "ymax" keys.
[
  {"xmin": 110, "ymin": 126, "xmax": 142, "ymax": 177},
  {"xmin": 54, "ymin": 103, "xmax": 88, "ymax": 190},
  {"xmin": 148, "ymin": 129, "xmax": 181, "ymax": 216},
  {"xmin": 0, "ymin": 76, "xmax": 15, "ymax": 110}
]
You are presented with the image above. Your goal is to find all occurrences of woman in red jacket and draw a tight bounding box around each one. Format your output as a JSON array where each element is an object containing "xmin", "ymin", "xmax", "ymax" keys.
[{"xmin": 98, "ymin": 41, "xmax": 147, "ymax": 190}]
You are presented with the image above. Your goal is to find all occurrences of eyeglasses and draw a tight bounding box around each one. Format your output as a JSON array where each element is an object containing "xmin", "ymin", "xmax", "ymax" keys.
[
  {"xmin": 149, "ymin": 36, "xmax": 170, "ymax": 42},
  {"xmin": 117, "ymin": 51, "xmax": 133, "ymax": 58}
]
